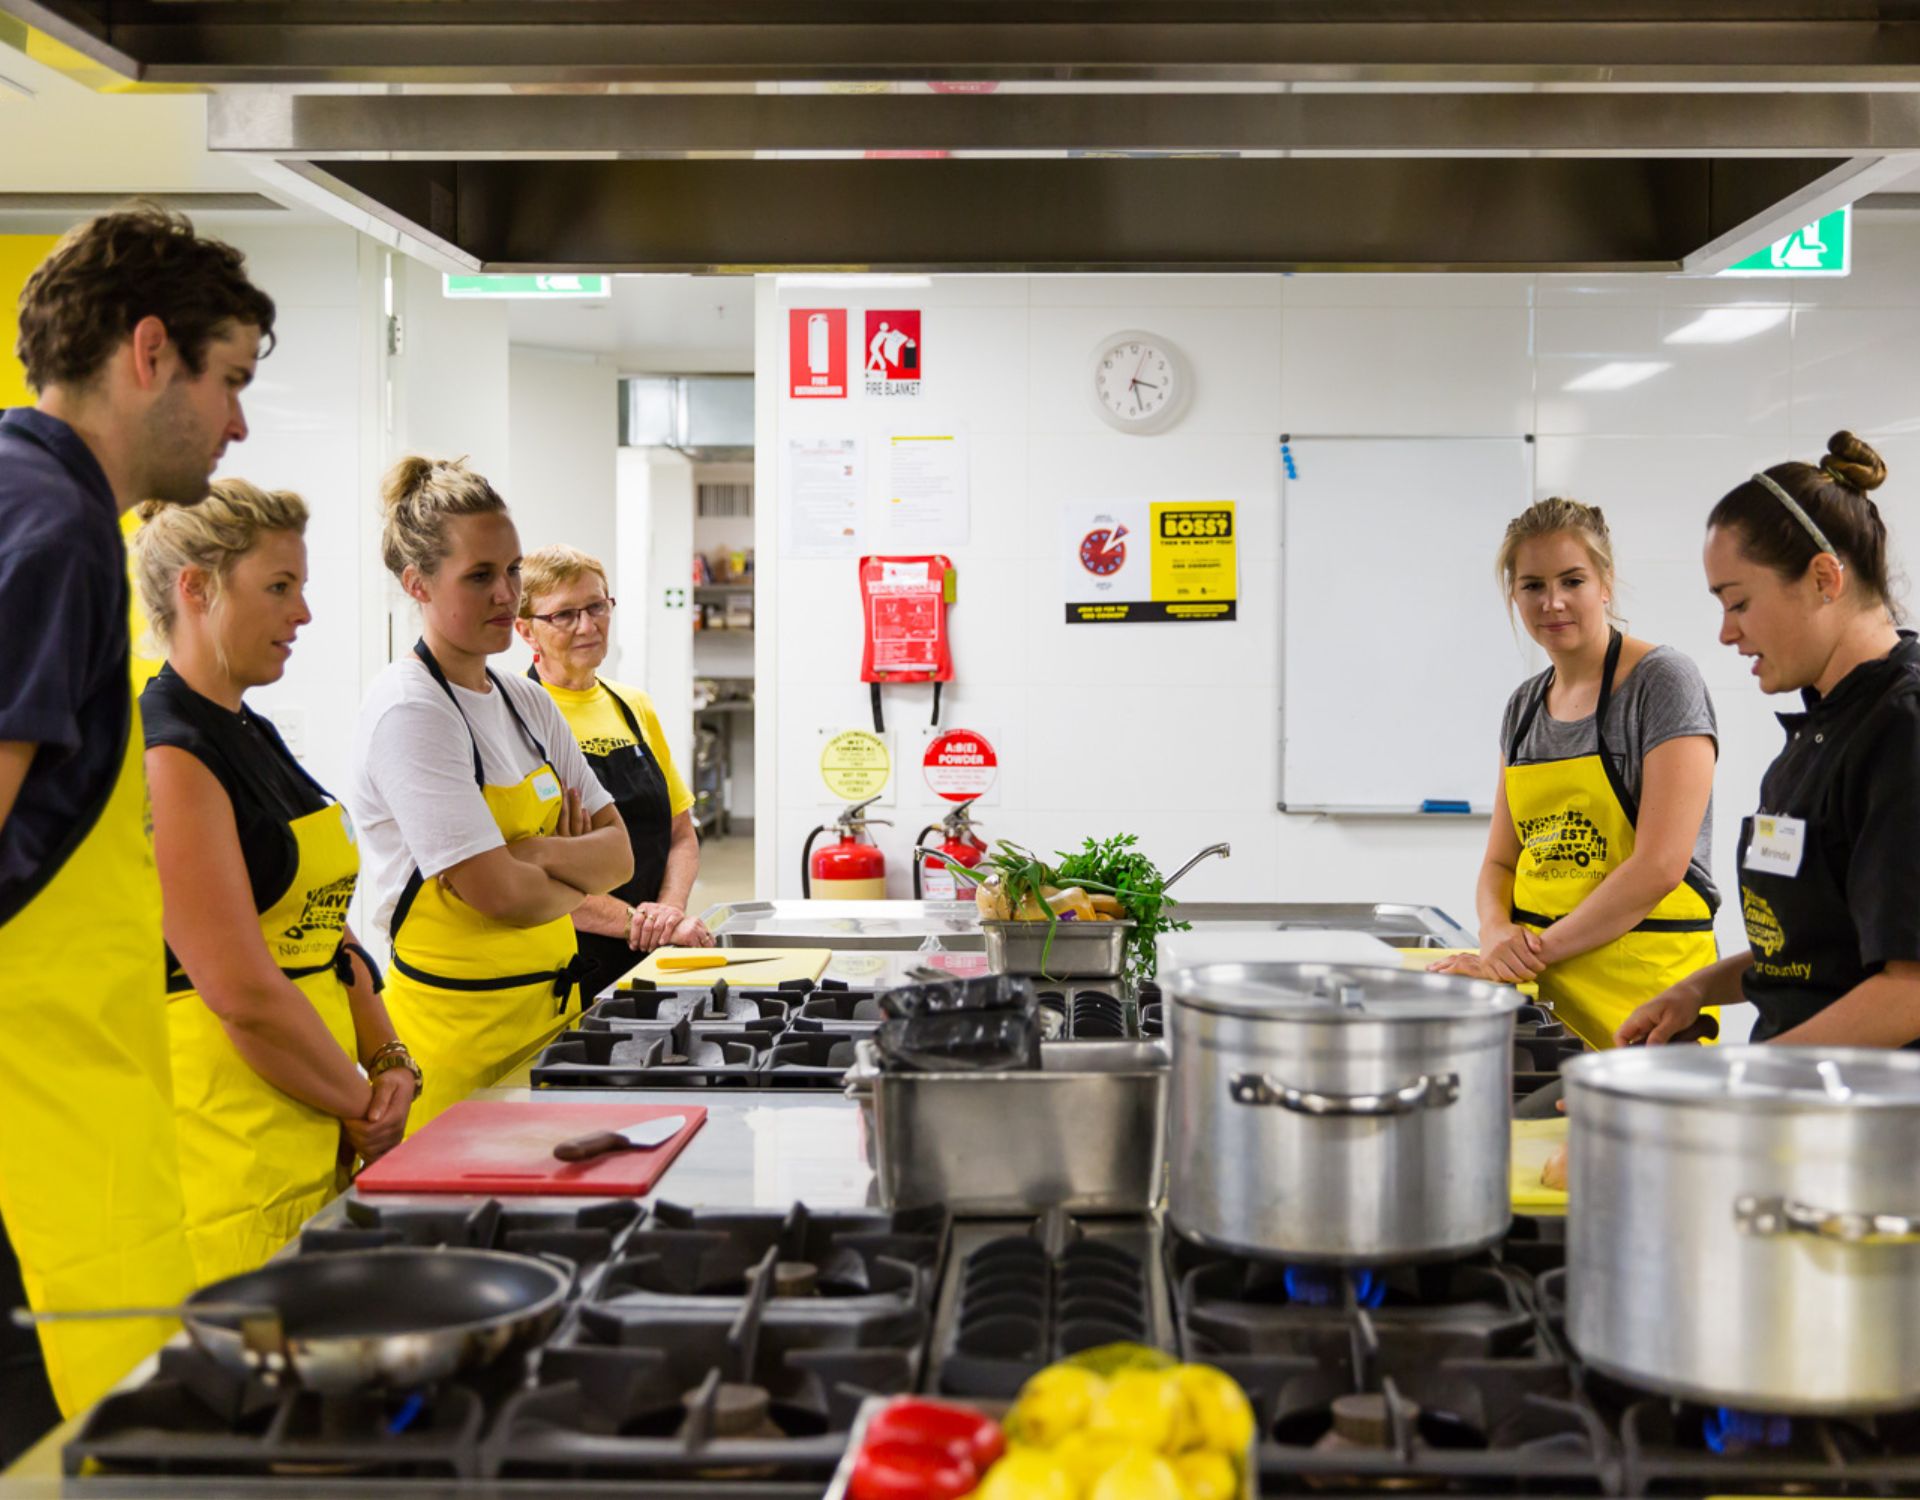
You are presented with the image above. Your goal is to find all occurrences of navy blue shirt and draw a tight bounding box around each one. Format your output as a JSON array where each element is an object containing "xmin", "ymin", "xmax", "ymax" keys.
[{"xmin": 0, "ymin": 408, "xmax": 132, "ymax": 926}]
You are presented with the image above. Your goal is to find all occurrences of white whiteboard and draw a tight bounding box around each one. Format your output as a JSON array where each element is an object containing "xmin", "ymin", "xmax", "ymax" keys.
[{"xmin": 1281, "ymin": 436, "xmax": 1539, "ymax": 814}]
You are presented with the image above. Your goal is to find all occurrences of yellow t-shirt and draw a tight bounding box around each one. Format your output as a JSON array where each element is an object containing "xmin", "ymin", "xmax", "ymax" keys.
[{"xmin": 540, "ymin": 676, "xmax": 694, "ymax": 817}]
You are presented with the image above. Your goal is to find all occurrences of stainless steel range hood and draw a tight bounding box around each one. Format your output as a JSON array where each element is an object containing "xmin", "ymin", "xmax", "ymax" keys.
[{"xmin": 10, "ymin": 2, "xmax": 1920, "ymax": 273}]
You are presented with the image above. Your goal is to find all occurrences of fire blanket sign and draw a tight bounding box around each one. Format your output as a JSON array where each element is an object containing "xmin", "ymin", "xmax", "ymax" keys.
[
  {"xmin": 1061, "ymin": 499, "xmax": 1237, "ymax": 624},
  {"xmin": 789, "ymin": 308, "xmax": 848, "ymax": 399},
  {"xmin": 923, "ymin": 728, "xmax": 998, "ymax": 801},
  {"xmin": 864, "ymin": 309, "xmax": 921, "ymax": 396}
]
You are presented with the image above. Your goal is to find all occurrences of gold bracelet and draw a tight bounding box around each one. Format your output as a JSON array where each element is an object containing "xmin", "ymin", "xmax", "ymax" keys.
[{"xmin": 368, "ymin": 1048, "xmax": 424, "ymax": 1092}]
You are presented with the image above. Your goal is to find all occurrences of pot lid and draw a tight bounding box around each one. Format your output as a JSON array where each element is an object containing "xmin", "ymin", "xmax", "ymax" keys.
[
  {"xmin": 1166, "ymin": 962, "xmax": 1525, "ymax": 1022},
  {"xmin": 1565, "ymin": 1045, "xmax": 1920, "ymax": 1108}
]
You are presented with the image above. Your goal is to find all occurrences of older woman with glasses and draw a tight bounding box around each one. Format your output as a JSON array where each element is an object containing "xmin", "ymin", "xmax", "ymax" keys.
[{"xmin": 516, "ymin": 546, "xmax": 711, "ymax": 998}]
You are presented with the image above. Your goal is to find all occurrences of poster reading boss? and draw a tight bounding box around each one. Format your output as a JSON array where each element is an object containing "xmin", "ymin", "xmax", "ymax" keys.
[{"xmin": 1061, "ymin": 500, "xmax": 1238, "ymax": 623}]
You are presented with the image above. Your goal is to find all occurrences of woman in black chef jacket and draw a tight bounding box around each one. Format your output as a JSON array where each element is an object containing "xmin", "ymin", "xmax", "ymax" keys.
[{"xmin": 1620, "ymin": 431, "xmax": 1920, "ymax": 1048}]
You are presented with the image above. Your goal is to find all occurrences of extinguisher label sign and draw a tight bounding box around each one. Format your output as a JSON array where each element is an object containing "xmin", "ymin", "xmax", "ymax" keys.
[
  {"xmin": 789, "ymin": 308, "xmax": 848, "ymax": 399},
  {"xmin": 924, "ymin": 729, "xmax": 998, "ymax": 801},
  {"xmin": 820, "ymin": 729, "xmax": 891, "ymax": 801},
  {"xmin": 863, "ymin": 309, "xmax": 921, "ymax": 396}
]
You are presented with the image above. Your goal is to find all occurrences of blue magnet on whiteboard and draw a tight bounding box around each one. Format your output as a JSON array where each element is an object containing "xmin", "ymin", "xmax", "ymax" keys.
[
  {"xmin": 1281, "ymin": 441, "xmax": 1298, "ymax": 481},
  {"xmin": 1420, "ymin": 799, "xmax": 1472, "ymax": 815}
]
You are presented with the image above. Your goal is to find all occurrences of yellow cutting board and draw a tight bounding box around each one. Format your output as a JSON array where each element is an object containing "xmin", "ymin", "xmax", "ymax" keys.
[
  {"xmin": 1401, "ymin": 948, "xmax": 1540, "ymax": 1000},
  {"xmin": 1511, "ymin": 1116, "xmax": 1569, "ymax": 1216},
  {"xmin": 619, "ymin": 947, "xmax": 834, "ymax": 986}
]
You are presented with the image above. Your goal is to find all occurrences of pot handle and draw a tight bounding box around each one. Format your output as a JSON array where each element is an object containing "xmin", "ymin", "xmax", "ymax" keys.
[
  {"xmin": 1228, "ymin": 1071, "xmax": 1460, "ymax": 1116},
  {"xmin": 1735, "ymin": 1194, "xmax": 1920, "ymax": 1246}
]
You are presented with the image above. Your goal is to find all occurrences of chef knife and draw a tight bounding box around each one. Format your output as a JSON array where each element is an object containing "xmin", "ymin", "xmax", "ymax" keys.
[
  {"xmin": 553, "ymin": 1114, "xmax": 688, "ymax": 1162},
  {"xmin": 653, "ymin": 952, "xmax": 788, "ymax": 972}
]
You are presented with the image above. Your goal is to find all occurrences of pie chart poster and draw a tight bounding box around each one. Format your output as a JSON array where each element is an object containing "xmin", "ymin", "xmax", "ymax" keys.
[{"xmin": 1061, "ymin": 500, "xmax": 1237, "ymax": 624}]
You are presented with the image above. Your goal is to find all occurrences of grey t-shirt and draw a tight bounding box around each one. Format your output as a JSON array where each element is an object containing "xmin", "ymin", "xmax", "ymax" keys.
[{"xmin": 1500, "ymin": 644, "xmax": 1719, "ymax": 909}]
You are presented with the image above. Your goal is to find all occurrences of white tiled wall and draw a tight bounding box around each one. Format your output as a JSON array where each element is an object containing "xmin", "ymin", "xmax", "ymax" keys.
[{"xmin": 754, "ymin": 218, "xmax": 1920, "ymax": 1007}]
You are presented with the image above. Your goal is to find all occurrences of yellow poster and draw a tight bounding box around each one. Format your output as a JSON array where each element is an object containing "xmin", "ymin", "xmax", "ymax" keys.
[
  {"xmin": 1062, "ymin": 499, "xmax": 1237, "ymax": 624},
  {"xmin": 820, "ymin": 730, "xmax": 891, "ymax": 801}
]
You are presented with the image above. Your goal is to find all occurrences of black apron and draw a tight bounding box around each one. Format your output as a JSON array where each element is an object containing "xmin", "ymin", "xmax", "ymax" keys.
[
  {"xmin": 1740, "ymin": 641, "xmax": 1920, "ymax": 1045},
  {"xmin": 530, "ymin": 667, "xmax": 675, "ymax": 998}
]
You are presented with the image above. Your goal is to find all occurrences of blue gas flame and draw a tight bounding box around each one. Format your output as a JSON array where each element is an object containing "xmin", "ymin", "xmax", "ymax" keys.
[
  {"xmin": 1283, "ymin": 1266, "xmax": 1386, "ymax": 1309},
  {"xmin": 1703, "ymin": 1407, "xmax": 1793, "ymax": 1454}
]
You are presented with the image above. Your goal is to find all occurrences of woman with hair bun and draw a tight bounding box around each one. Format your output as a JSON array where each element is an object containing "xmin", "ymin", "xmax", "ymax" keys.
[
  {"xmin": 1621, "ymin": 432, "xmax": 1920, "ymax": 1048},
  {"xmin": 1432, "ymin": 497, "xmax": 1721, "ymax": 1051},
  {"xmin": 133, "ymin": 479, "xmax": 415, "ymax": 1285},
  {"xmin": 348, "ymin": 458, "xmax": 631, "ymax": 1130}
]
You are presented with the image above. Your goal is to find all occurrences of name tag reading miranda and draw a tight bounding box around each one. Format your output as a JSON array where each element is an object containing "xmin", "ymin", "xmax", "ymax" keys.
[
  {"xmin": 1745, "ymin": 814, "xmax": 1806, "ymax": 878},
  {"xmin": 531, "ymin": 770, "xmax": 563, "ymax": 803}
]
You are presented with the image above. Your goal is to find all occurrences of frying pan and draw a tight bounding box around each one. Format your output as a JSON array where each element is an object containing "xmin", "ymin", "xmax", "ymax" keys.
[{"xmin": 17, "ymin": 1247, "xmax": 569, "ymax": 1394}]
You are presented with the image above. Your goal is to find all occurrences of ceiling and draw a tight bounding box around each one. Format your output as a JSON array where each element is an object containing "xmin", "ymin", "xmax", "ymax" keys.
[{"xmin": 10, "ymin": 3, "xmax": 1920, "ymax": 273}]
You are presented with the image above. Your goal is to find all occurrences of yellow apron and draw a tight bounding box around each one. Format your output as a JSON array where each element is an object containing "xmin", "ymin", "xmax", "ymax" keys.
[
  {"xmin": 383, "ymin": 641, "xmax": 582, "ymax": 1133},
  {"xmin": 1505, "ymin": 631, "xmax": 1718, "ymax": 1051},
  {"xmin": 167, "ymin": 801, "xmax": 360, "ymax": 1287},
  {"xmin": 0, "ymin": 685, "xmax": 196, "ymax": 1415}
]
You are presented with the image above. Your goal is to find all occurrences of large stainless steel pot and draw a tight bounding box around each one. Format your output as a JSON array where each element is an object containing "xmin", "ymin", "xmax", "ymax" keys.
[
  {"xmin": 1565, "ymin": 1046, "xmax": 1920, "ymax": 1414},
  {"xmin": 1167, "ymin": 962, "xmax": 1522, "ymax": 1264}
]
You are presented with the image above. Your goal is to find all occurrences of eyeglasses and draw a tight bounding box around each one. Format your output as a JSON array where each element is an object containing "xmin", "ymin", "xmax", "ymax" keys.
[{"xmin": 529, "ymin": 598, "xmax": 615, "ymax": 631}]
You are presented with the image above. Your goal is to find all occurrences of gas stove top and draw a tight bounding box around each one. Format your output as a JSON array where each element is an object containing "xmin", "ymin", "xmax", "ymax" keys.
[{"xmin": 59, "ymin": 1198, "xmax": 1920, "ymax": 1495}]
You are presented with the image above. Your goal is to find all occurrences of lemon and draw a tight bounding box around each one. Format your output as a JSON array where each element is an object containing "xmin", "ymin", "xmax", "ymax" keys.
[
  {"xmin": 1087, "ymin": 1369, "xmax": 1183, "ymax": 1454},
  {"xmin": 1174, "ymin": 1448, "xmax": 1239, "ymax": 1500},
  {"xmin": 1088, "ymin": 1451, "xmax": 1184, "ymax": 1500},
  {"xmin": 975, "ymin": 1448, "xmax": 1077, "ymax": 1500},
  {"xmin": 1171, "ymin": 1364, "xmax": 1256, "ymax": 1455},
  {"xmin": 1050, "ymin": 1428, "xmax": 1140, "ymax": 1491},
  {"xmin": 1009, "ymin": 1364, "xmax": 1109, "ymax": 1449}
]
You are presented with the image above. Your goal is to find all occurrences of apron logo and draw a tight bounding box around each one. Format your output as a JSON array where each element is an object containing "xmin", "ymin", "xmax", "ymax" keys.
[
  {"xmin": 1743, "ymin": 887, "xmax": 1786, "ymax": 958},
  {"xmin": 577, "ymin": 735, "xmax": 637, "ymax": 757},
  {"xmin": 531, "ymin": 770, "xmax": 562, "ymax": 802},
  {"xmin": 281, "ymin": 874, "xmax": 355, "ymax": 944},
  {"xmin": 1516, "ymin": 808, "xmax": 1609, "ymax": 871}
]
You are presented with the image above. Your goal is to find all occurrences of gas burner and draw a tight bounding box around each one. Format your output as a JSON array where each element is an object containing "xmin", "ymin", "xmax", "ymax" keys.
[
  {"xmin": 587, "ymin": 987, "xmax": 790, "ymax": 1032},
  {"xmin": 788, "ymin": 991, "xmax": 889, "ymax": 1032},
  {"xmin": 305, "ymin": 1196, "xmax": 643, "ymax": 1276},
  {"xmin": 496, "ymin": 1202, "xmax": 944, "ymax": 1481},
  {"xmin": 531, "ymin": 1016, "xmax": 777, "ymax": 1087}
]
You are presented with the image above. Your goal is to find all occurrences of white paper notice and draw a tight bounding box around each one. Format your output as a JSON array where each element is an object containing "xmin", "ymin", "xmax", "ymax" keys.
[
  {"xmin": 781, "ymin": 437, "xmax": 864, "ymax": 559},
  {"xmin": 880, "ymin": 432, "xmax": 970, "ymax": 548}
]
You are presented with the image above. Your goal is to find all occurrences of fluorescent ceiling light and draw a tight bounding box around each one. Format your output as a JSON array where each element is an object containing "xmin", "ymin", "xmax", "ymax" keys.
[
  {"xmin": 775, "ymin": 274, "xmax": 932, "ymax": 290},
  {"xmin": 1664, "ymin": 307, "xmax": 1789, "ymax": 345},
  {"xmin": 1562, "ymin": 361, "xmax": 1671, "ymax": 393}
]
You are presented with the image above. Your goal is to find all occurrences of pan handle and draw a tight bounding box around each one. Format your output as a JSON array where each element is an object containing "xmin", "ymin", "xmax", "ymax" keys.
[
  {"xmin": 1229, "ymin": 1071, "xmax": 1459, "ymax": 1116},
  {"xmin": 1735, "ymin": 1194, "xmax": 1920, "ymax": 1246}
]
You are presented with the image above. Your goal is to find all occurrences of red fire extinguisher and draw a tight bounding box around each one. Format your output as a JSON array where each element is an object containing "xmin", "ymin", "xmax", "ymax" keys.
[
  {"xmin": 802, "ymin": 795, "xmax": 891, "ymax": 900},
  {"xmin": 913, "ymin": 797, "xmax": 988, "ymax": 901}
]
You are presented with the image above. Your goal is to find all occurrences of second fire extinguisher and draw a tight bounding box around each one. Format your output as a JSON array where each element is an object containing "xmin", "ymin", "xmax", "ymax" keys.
[
  {"xmin": 913, "ymin": 797, "xmax": 987, "ymax": 901},
  {"xmin": 801, "ymin": 794, "xmax": 891, "ymax": 900}
]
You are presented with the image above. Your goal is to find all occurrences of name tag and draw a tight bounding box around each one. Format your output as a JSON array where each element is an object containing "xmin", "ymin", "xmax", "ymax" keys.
[
  {"xmin": 338, "ymin": 806, "xmax": 356, "ymax": 844},
  {"xmin": 531, "ymin": 770, "xmax": 563, "ymax": 803},
  {"xmin": 1745, "ymin": 814, "xmax": 1806, "ymax": 878}
]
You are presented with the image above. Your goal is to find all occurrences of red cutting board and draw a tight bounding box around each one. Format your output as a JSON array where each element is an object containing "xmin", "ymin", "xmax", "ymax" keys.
[{"xmin": 355, "ymin": 1100, "xmax": 706, "ymax": 1196}]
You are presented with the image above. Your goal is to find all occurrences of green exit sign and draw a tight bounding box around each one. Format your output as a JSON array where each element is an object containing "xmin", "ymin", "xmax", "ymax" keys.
[
  {"xmin": 443, "ymin": 274, "xmax": 609, "ymax": 299},
  {"xmin": 1720, "ymin": 206, "xmax": 1851, "ymax": 278}
]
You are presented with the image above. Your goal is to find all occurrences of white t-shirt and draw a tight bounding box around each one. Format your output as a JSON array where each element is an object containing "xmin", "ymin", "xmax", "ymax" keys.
[{"xmin": 347, "ymin": 656, "xmax": 615, "ymax": 956}]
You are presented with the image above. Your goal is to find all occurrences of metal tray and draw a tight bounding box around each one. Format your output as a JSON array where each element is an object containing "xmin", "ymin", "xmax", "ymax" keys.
[
  {"xmin": 981, "ymin": 919, "xmax": 1135, "ymax": 979},
  {"xmin": 823, "ymin": 1392, "xmax": 1256, "ymax": 1500},
  {"xmin": 844, "ymin": 1038, "xmax": 1168, "ymax": 1215}
]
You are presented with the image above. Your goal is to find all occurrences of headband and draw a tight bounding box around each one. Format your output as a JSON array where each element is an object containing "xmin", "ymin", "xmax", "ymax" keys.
[{"xmin": 1752, "ymin": 471, "xmax": 1840, "ymax": 562}]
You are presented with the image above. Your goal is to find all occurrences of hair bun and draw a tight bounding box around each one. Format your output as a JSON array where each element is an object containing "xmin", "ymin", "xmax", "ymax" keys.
[
  {"xmin": 1823, "ymin": 430, "xmax": 1888, "ymax": 494},
  {"xmin": 134, "ymin": 498, "xmax": 174, "ymax": 522},
  {"xmin": 380, "ymin": 454, "xmax": 439, "ymax": 516}
]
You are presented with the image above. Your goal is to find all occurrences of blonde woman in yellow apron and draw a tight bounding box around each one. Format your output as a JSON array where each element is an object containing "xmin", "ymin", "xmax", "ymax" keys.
[
  {"xmin": 348, "ymin": 458, "xmax": 631, "ymax": 1132},
  {"xmin": 132, "ymin": 481, "xmax": 419, "ymax": 1287},
  {"xmin": 1433, "ymin": 499, "xmax": 1720, "ymax": 1050}
]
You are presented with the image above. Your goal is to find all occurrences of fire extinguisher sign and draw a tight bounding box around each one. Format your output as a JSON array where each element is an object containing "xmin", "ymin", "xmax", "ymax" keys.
[
  {"xmin": 923, "ymin": 729, "xmax": 998, "ymax": 801},
  {"xmin": 789, "ymin": 308, "xmax": 848, "ymax": 399}
]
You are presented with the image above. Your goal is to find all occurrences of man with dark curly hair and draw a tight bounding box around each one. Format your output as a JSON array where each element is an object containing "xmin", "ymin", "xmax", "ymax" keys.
[{"xmin": 0, "ymin": 201, "xmax": 275, "ymax": 1458}]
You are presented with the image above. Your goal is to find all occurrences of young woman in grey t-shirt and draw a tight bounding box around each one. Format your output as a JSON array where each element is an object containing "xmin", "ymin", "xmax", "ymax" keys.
[{"xmin": 1430, "ymin": 498, "xmax": 1721, "ymax": 1051}]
